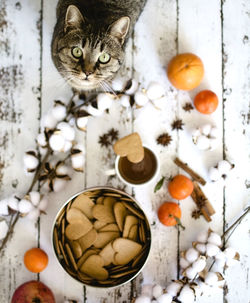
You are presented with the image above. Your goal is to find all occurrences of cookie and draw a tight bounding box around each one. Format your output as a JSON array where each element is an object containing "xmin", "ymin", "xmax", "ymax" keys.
[
  {"xmin": 78, "ymin": 228, "xmax": 98, "ymax": 251},
  {"xmin": 65, "ymin": 220, "xmax": 92, "ymax": 240},
  {"xmin": 99, "ymin": 223, "xmax": 119, "ymax": 232},
  {"xmin": 92, "ymin": 199, "xmax": 115, "ymax": 223},
  {"xmin": 113, "ymin": 238, "xmax": 142, "ymax": 265},
  {"xmin": 122, "ymin": 215, "xmax": 138, "ymax": 238},
  {"xmin": 114, "ymin": 202, "xmax": 127, "ymax": 231},
  {"xmin": 71, "ymin": 193, "xmax": 95, "ymax": 219},
  {"xmin": 93, "ymin": 231, "xmax": 120, "ymax": 248},
  {"xmin": 113, "ymin": 132, "xmax": 144, "ymax": 163},
  {"xmin": 80, "ymin": 255, "xmax": 109, "ymax": 281},
  {"xmin": 99, "ymin": 242, "xmax": 115, "ymax": 266}
]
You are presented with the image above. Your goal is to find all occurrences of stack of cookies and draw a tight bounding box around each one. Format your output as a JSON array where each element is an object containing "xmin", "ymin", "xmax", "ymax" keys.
[{"xmin": 53, "ymin": 188, "xmax": 151, "ymax": 287}]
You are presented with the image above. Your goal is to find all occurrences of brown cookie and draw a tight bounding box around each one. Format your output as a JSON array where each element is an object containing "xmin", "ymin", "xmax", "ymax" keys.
[
  {"xmin": 113, "ymin": 238, "xmax": 142, "ymax": 265},
  {"xmin": 71, "ymin": 193, "xmax": 95, "ymax": 219},
  {"xmin": 113, "ymin": 132, "xmax": 144, "ymax": 163},
  {"xmin": 80, "ymin": 255, "xmax": 109, "ymax": 281}
]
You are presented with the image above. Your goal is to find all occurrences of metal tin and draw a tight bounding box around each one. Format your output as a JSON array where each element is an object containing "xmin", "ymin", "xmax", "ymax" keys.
[{"xmin": 51, "ymin": 186, "xmax": 152, "ymax": 289}]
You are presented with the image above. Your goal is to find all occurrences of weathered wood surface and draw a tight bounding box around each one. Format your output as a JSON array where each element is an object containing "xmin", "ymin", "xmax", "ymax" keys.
[{"xmin": 0, "ymin": 0, "xmax": 249, "ymax": 302}]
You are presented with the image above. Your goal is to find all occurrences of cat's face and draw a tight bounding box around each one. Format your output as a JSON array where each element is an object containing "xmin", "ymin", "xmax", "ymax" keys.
[{"xmin": 52, "ymin": 5, "xmax": 130, "ymax": 91}]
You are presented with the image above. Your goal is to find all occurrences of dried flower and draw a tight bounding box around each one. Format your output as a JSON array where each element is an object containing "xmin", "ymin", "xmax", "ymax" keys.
[
  {"xmin": 192, "ymin": 209, "xmax": 202, "ymax": 219},
  {"xmin": 39, "ymin": 161, "xmax": 71, "ymax": 192},
  {"xmin": 171, "ymin": 119, "xmax": 184, "ymax": 130},
  {"xmin": 98, "ymin": 134, "xmax": 111, "ymax": 147},
  {"xmin": 107, "ymin": 128, "xmax": 119, "ymax": 142},
  {"xmin": 156, "ymin": 133, "xmax": 172, "ymax": 147},
  {"xmin": 183, "ymin": 102, "xmax": 194, "ymax": 112}
]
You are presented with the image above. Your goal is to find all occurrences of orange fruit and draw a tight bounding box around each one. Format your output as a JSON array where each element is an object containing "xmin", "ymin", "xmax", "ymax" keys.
[
  {"xmin": 168, "ymin": 174, "xmax": 194, "ymax": 200},
  {"xmin": 167, "ymin": 53, "xmax": 204, "ymax": 90},
  {"xmin": 158, "ymin": 202, "xmax": 181, "ymax": 226},
  {"xmin": 24, "ymin": 248, "xmax": 48, "ymax": 273},
  {"xmin": 194, "ymin": 90, "xmax": 219, "ymax": 114}
]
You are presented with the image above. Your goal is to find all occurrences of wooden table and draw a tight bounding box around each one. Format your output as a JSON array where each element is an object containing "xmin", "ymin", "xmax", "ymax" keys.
[{"xmin": 0, "ymin": 0, "xmax": 249, "ymax": 302}]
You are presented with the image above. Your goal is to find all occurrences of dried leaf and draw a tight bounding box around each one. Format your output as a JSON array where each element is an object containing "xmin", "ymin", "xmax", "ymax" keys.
[{"xmin": 154, "ymin": 176, "xmax": 165, "ymax": 193}]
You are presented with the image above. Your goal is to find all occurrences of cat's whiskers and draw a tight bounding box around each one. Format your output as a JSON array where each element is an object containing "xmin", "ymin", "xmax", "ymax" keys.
[{"xmin": 102, "ymin": 80, "xmax": 117, "ymax": 97}]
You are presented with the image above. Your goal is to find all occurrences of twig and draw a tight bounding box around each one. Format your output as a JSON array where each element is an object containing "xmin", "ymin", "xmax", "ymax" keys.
[
  {"xmin": 174, "ymin": 157, "xmax": 206, "ymax": 186},
  {"xmin": 0, "ymin": 212, "xmax": 20, "ymax": 254}
]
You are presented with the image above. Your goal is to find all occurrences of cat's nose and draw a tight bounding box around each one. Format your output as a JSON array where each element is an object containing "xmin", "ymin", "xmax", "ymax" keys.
[{"xmin": 85, "ymin": 71, "xmax": 93, "ymax": 77}]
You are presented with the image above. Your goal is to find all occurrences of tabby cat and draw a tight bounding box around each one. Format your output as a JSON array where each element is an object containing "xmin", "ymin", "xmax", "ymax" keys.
[{"xmin": 51, "ymin": 0, "xmax": 147, "ymax": 91}]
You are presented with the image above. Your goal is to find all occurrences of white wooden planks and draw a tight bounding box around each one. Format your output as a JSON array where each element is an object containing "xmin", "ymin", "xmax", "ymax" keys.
[
  {"xmin": 223, "ymin": 0, "xmax": 250, "ymax": 302},
  {"xmin": 0, "ymin": 0, "xmax": 249, "ymax": 302},
  {"xmin": 0, "ymin": 0, "xmax": 41, "ymax": 301}
]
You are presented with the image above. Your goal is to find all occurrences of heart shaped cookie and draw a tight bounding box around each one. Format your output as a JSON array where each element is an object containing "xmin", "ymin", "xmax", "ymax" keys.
[
  {"xmin": 122, "ymin": 215, "xmax": 138, "ymax": 238},
  {"xmin": 99, "ymin": 242, "xmax": 115, "ymax": 266},
  {"xmin": 78, "ymin": 228, "xmax": 98, "ymax": 251},
  {"xmin": 93, "ymin": 231, "xmax": 120, "ymax": 248},
  {"xmin": 113, "ymin": 132, "xmax": 144, "ymax": 163},
  {"xmin": 92, "ymin": 199, "xmax": 115, "ymax": 223},
  {"xmin": 80, "ymin": 255, "xmax": 108, "ymax": 281},
  {"xmin": 77, "ymin": 248, "xmax": 99, "ymax": 269},
  {"xmin": 113, "ymin": 238, "xmax": 142, "ymax": 265},
  {"xmin": 65, "ymin": 220, "xmax": 92, "ymax": 240},
  {"xmin": 71, "ymin": 193, "xmax": 95, "ymax": 219},
  {"xmin": 114, "ymin": 202, "xmax": 127, "ymax": 231},
  {"xmin": 66, "ymin": 208, "xmax": 90, "ymax": 224}
]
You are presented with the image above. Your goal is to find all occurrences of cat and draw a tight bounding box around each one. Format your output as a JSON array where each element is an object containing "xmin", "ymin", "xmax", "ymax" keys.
[{"xmin": 51, "ymin": 0, "xmax": 147, "ymax": 92}]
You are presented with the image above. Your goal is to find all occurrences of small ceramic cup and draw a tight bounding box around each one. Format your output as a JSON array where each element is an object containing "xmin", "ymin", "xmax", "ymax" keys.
[{"xmin": 106, "ymin": 145, "xmax": 160, "ymax": 187}]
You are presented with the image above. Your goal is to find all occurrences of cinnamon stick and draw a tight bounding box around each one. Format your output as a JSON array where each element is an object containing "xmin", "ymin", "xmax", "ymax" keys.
[
  {"xmin": 174, "ymin": 157, "xmax": 206, "ymax": 186},
  {"xmin": 191, "ymin": 181, "xmax": 215, "ymax": 222}
]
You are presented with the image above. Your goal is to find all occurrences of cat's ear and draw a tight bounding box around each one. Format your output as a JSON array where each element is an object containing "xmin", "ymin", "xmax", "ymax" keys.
[
  {"xmin": 64, "ymin": 5, "xmax": 84, "ymax": 32},
  {"xmin": 109, "ymin": 16, "xmax": 130, "ymax": 45}
]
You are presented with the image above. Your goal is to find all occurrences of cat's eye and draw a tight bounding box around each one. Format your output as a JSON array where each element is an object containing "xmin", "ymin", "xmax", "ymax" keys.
[
  {"xmin": 72, "ymin": 47, "xmax": 83, "ymax": 58},
  {"xmin": 98, "ymin": 53, "xmax": 111, "ymax": 64}
]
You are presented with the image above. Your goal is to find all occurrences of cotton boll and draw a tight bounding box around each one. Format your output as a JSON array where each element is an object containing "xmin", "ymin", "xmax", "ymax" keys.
[
  {"xmin": 86, "ymin": 104, "xmax": 103, "ymax": 117},
  {"xmin": 62, "ymin": 140, "xmax": 72, "ymax": 153},
  {"xmin": 207, "ymin": 232, "xmax": 222, "ymax": 246},
  {"xmin": 111, "ymin": 77, "xmax": 127, "ymax": 91},
  {"xmin": 191, "ymin": 128, "xmax": 201, "ymax": 138},
  {"xmin": 214, "ymin": 259, "xmax": 226, "ymax": 268},
  {"xmin": 26, "ymin": 208, "xmax": 40, "ymax": 221},
  {"xmin": 0, "ymin": 199, "xmax": 9, "ymax": 215},
  {"xmin": 51, "ymin": 103, "xmax": 67, "ymax": 121},
  {"xmin": 151, "ymin": 96, "xmax": 168, "ymax": 110},
  {"xmin": 134, "ymin": 91, "xmax": 149, "ymax": 106},
  {"xmin": 141, "ymin": 284, "xmax": 153, "ymax": 298},
  {"xmin": 29, "ymin": 191, "xmax": 41, "ymax": 206},
  {"xmin": 38, "ymin": 197, "xmax": 48, "ymax": 212},
  {"xmin": 224, "ymin": 247, "xmax": 237, "ymax": 259},
  {"xmin": 185, "ymin": 248, "xmax": 199, "ymax": 263},
  {"xmin": 152, "ymin": 284, "xmax": 163, "ymax": 299},
  {"xmin": 76, "ymin": 117, "xmax": 88, "ymax": 130},
  {"xmin": 120, "ymin": 95, "xmax": 131, "ymax": 108},
  {"xmin": 166, "ymin": 282, "xmax": 182, "ymax": 297},
  {"xmin": 197, "ymin": 230, "xmax": 208, "ymax": 243},
  {"xmin": 134, "ymin": 295, "xmax": 151, "ymax": 303},
  {"xmin": 204, "ymin": 272, "xmax": 218, "ymax": 286},
  {"xmin": 71, "ymin": 153, "xmax": 85, "ymax": 171},
  {"xmin": 57, "ymin": 122, "xmax": 75, "ymax": 141},
  {"xmin": 53, "ymin": 179, "xmax": 67, "ymax": 192},
  {"xmin": 147, "ymin": 82, "xmax": 165, "ymax": 100},
  {"xmin": 7, "ymin": 196, "xmax": 19, "ymax": 211},
  {"xmin": 156, "ymin": 293, "xmax": 173, "ymax": 303},
  {"xmin": 125, "ymin": 79, "xmax": 139, "ymax": 95},
  {"xmin": 97, "ymin": 93, "xmax": 113, "ymax": 111},
  {"xmin": 208, "ymin": 138, "xmax": 219, "ymax": 150},
  {"xmin": 0, "ymin": 220, "xmax": 8, "ymax": 240},
  {"xmin": 210, "ymin": 127, "xmax": 219, "ymax": 138},
  {"xmin": 226, "ymin": 258, "xmax": 239, "ymax": 267},
  {"xmin": 208, "ymin": 167, "xmax": 220, "ymax": 182},
  {"xmin": 49, "ymin": 133, "xmax": 65, "ymax": 152},
  {"xmin": 18, "ymin": 199, "xmax": 34, "ymax": 214},
  {"xmin": 206, "ymin": 243, "xmax": 221, "ymax": 257},
  {"xmin": 178, "ymin": 285, "xmax": 195, "ymax": 303},
  {"xmin": 215, "ymin": 251, "xmax": 226, "ymax": 261},
  {"xmin": 42, "ymin": 113, "xmax": 58, "ymax": 129},
  {"xmin": 23, "ymin": 153, "xmax": 39, "ymax": 171},
  {"xmin": 201, "ymin": 124, "xmax": 212, "ymax": 136},
  {"xmin": 195, "ymin": 243, "xmax": 206, "ymax": 254},
  {"xmin": 185, "ymin": 266, "xmax": 198, "ymax": 280},
  {"xmin": 180, "ymin": 257, "xmax": 190, "ymax": 269},
  {"xmin": 196, "ymin": 135, "xmax": 210, "ymax": 150},
  {"xmin": 192, "ymin": 256, "xmax": 207, "ymax": 272},
  {"xmin": 37, "ymin": 133, "xmax": 47, "ymax": 148},
  {"xmin": 217, "ymin": 160, "xmax": 232, "ymax": 175}
]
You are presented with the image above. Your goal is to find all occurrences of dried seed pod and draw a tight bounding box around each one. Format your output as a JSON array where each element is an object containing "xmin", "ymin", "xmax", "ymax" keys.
[
  {"xmin": 51, "ymin": 100, "xmax": 67, "ymax": 121},
  {"xmin": 146, "ymin": 82, "xmax": 165, "ymax": 100},
  {"xmin": 97, "ymin": 93, "xmax": 113, "ymax": 111},
  {"xmin": 134, "ymin": 91, "xmax": 149, "ymax": 106},
  {"xmin": 23, "ymin": 151, "xmax": 39, "ymax": 173}
]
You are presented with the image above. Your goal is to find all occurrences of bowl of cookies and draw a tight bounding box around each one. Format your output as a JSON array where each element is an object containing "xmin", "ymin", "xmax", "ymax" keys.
[{"xmin": 52, "ymin": 186, "xmax": 151, "ymax": 288}]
